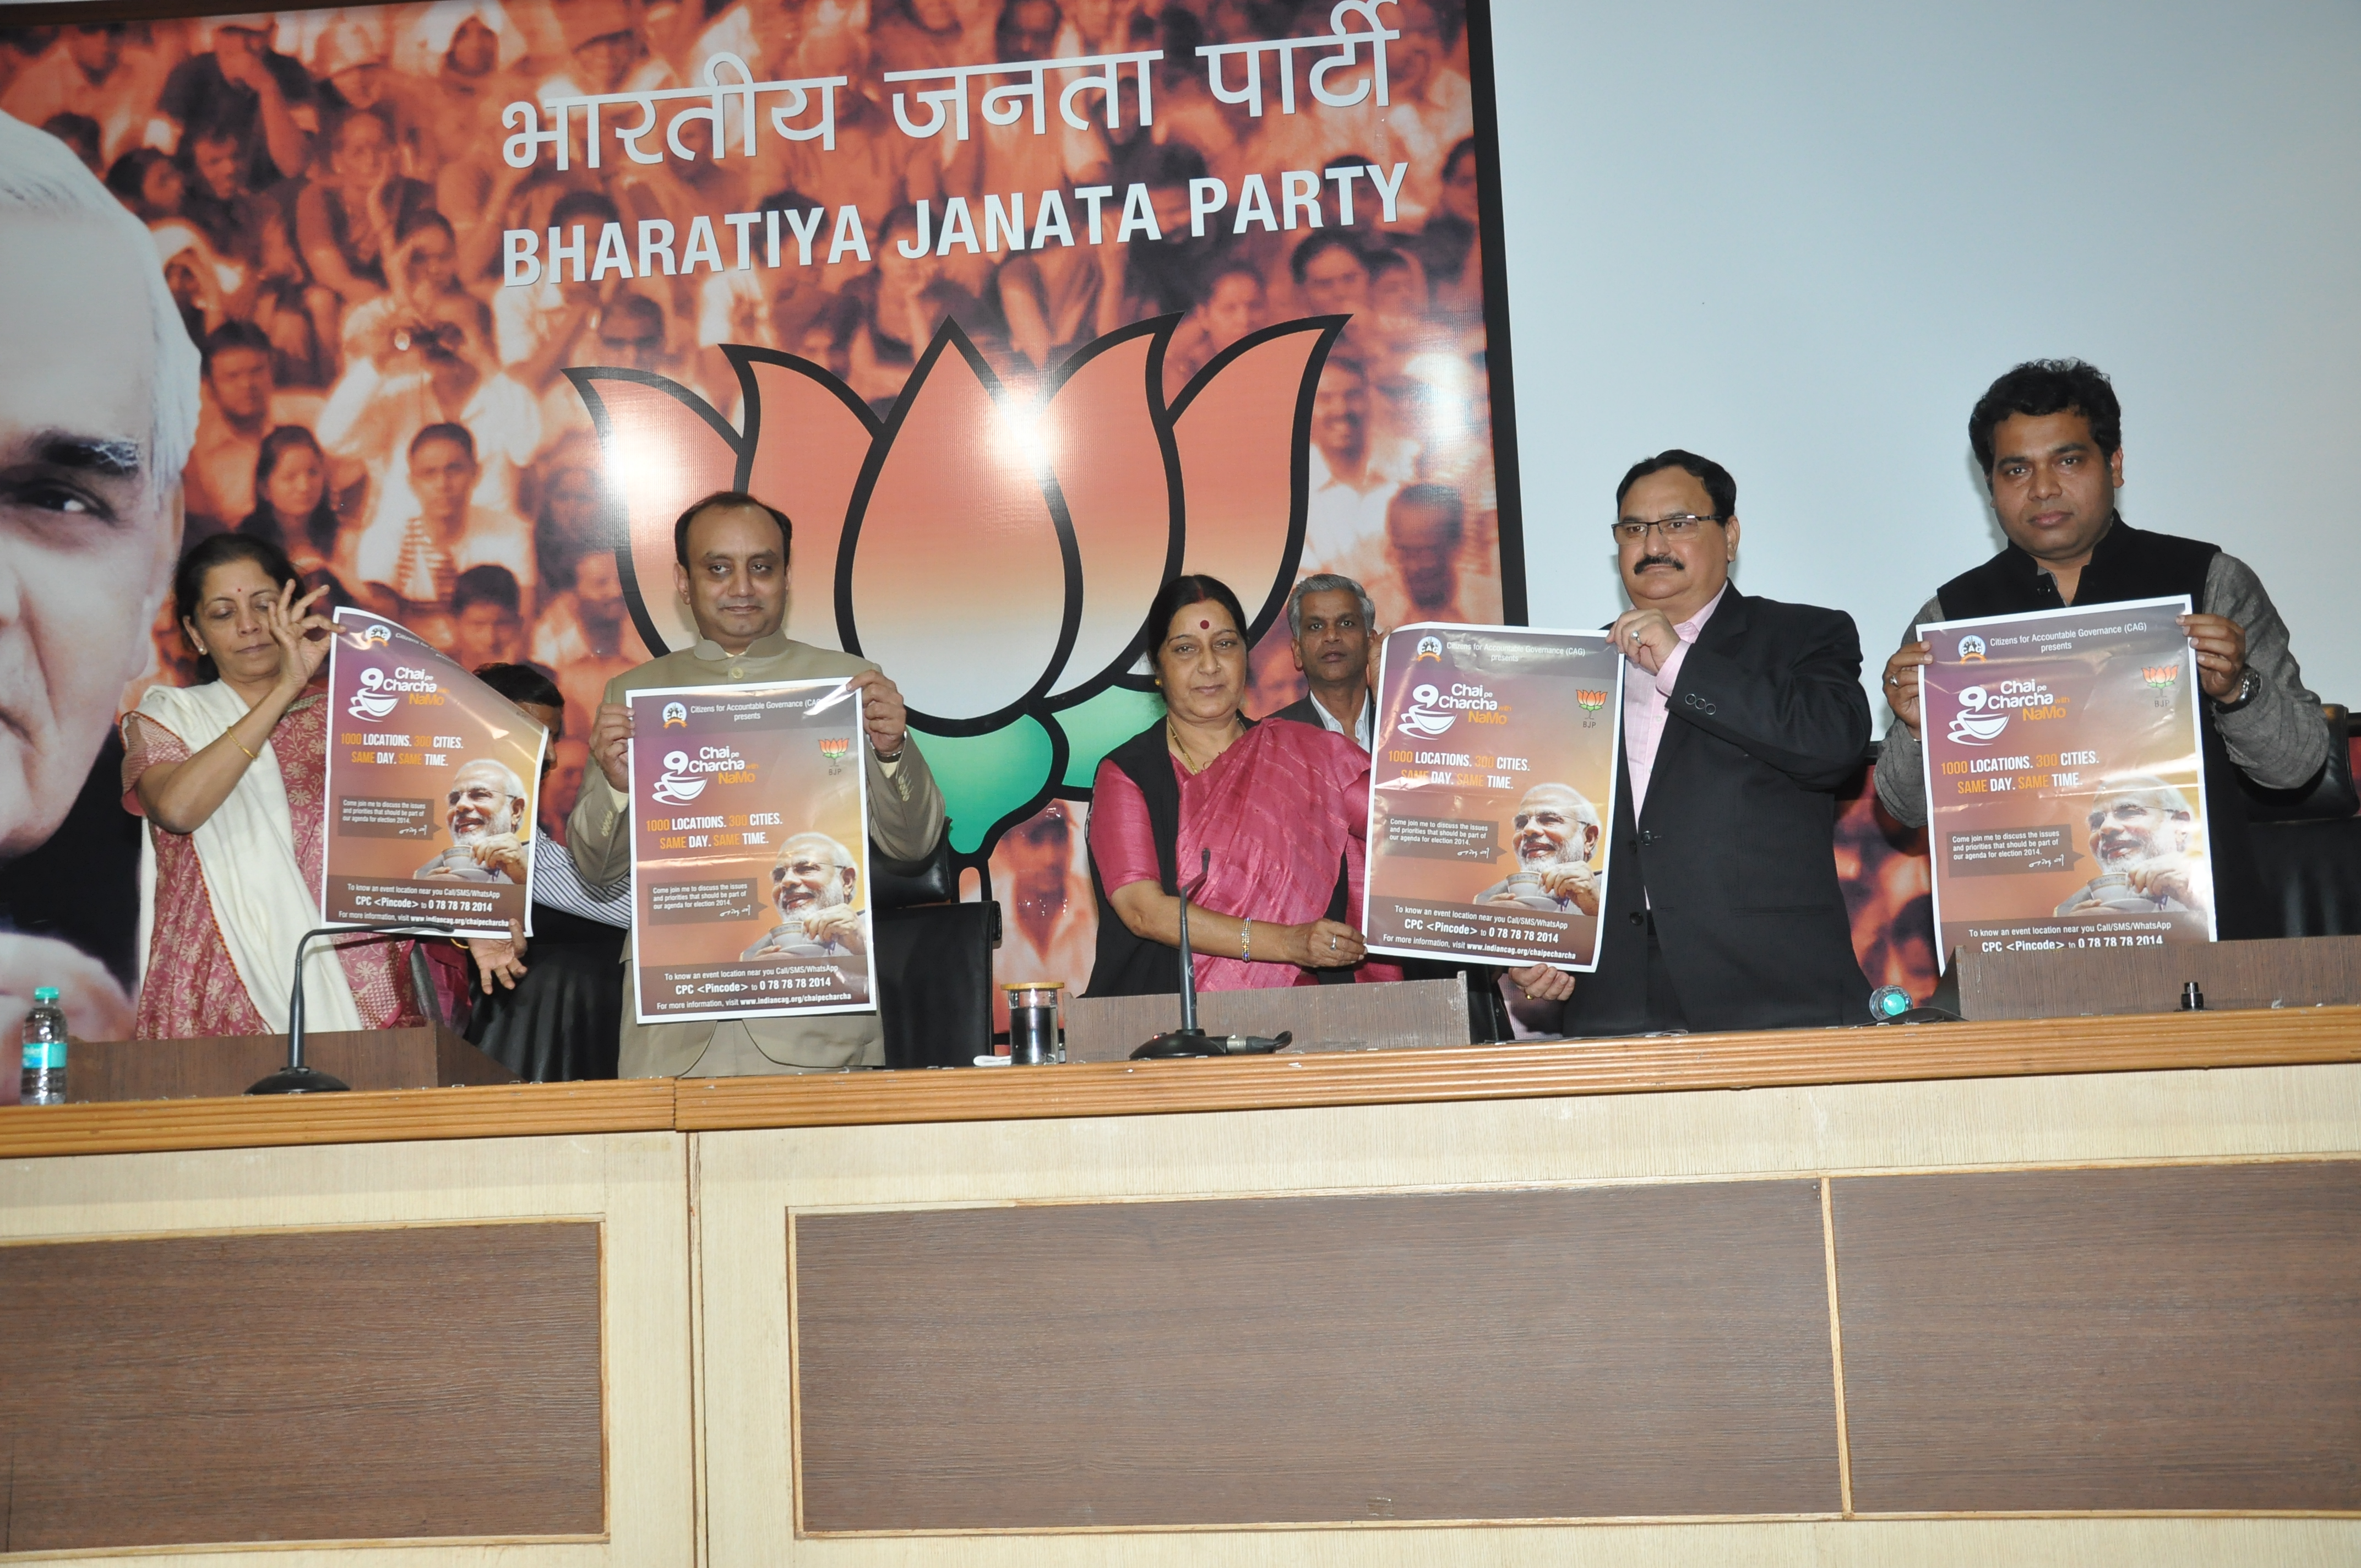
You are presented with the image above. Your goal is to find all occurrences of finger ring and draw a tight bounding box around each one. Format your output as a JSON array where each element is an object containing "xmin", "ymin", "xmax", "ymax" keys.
[{"xmin": 1329, "ymin": 935, "xmax": 1337, "ymax": 952}]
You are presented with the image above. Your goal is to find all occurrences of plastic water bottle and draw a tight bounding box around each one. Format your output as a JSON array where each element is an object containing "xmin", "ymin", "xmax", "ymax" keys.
[{"xmin": 20, "ymin": 987, "xmax": 67, "ymax": 1106}]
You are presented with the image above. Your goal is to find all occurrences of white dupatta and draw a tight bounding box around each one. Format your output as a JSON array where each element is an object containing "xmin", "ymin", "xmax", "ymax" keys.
[{"xmin": 134, "ymin": 680, "xmax": 365, "ymax": 1033}]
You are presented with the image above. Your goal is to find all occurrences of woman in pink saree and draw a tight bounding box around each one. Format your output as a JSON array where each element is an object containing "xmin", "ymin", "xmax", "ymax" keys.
[{"xmin": 1085, "ymin": 574, "xmax": 1397, "ymax": 995}]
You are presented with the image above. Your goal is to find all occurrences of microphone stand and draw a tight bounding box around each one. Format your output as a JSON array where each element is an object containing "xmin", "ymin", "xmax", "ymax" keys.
[
  {"xmin": 1133, "ymin": 853, "xmax": 1221, "ymax": 1059},
  {"xmin": 247, "ymin": 921, "xmax": 455, "ymax": 1095}
]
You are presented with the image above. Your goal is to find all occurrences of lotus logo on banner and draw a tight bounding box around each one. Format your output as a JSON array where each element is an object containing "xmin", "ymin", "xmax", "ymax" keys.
[
  {"xmin": 569, "ymin": 311, "xmax": 1344, "ymax": 865},
  {"xmin": 2142, "ymin": 664, "xmax": 2181, "ymax": 688},
  {"xmin": 347, "ymin": 667, "xmax": 401, "ymax": 721},
  {"xmin": 1575, "ymin": 689, "xmax": 1607, "ymax": 712},
  {"xmin": 1401, "ymin": 683, "xmax": 1457, "ymax": 737},
  {"xmin": 651, "ymin": 749, "xmax": 708, "ymax": 804},
  {"xmin": 818, "ymin": 736, "xmax": 851, "ymax": 773},
  {"xmin": 1946, "ymin": 685, "xmax": 2010, "ymax": 744}
]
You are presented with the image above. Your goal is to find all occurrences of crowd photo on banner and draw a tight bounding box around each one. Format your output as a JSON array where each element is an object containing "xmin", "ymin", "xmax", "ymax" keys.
[
  {"xmin": 0, "ymin": 0, "xmax": 1976, "ymax": 1064},
  {"xmin": 0, "ymin": 0, "xmax": 1522, "ymax": 1044}
]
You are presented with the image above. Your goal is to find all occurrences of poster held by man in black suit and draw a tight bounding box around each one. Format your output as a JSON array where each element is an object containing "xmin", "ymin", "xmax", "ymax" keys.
[{"xmin": 1506, "ymin": 450, "xmax": 1873, "ymax": 1038}]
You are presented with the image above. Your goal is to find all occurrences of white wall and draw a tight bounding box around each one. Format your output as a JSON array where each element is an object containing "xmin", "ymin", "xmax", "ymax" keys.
[{"xmin": 1489, "ymin": 0, "xmax": 2361, "ymax": 722}]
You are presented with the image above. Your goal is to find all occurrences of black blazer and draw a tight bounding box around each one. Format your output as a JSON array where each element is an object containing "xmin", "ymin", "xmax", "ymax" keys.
[
  {"xmin": 1269, "ymin": 693, "xmax": 1326, "ymax": 728},
  {"xmin": 1564, "ymin": 588, "xmax": 1873, "ymax": 1036}
]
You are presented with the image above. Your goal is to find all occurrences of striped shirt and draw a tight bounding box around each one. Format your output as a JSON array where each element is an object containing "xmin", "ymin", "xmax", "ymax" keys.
[{"xmin": 527, "ymin": 836, "xmax": 632, "ymax": 929}]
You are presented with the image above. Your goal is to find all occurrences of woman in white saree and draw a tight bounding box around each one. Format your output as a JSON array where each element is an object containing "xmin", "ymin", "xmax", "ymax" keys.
[{"xmin": 124, "ymin": 533, "xmax": 417, "ymax": 1038}]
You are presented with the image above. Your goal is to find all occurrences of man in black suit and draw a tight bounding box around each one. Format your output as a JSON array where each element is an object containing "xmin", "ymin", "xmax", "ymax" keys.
[
  {"xmin": 1270, "ymin": 573, "xmax": 1376, "ymax": 748},
  {"xmin": 1506, "ymin": 450, "xmax": 1870, "ymax": 1036}
]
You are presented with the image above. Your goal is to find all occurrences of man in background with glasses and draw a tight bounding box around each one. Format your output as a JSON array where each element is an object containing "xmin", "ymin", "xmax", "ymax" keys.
[
  {"xmin": 1873, "ymin": 360, "xmax": 2329, "ymax": 940},
  {"xmin": 1514, "ymin": 449, "xmax": 1870, "ymax": 1037}
]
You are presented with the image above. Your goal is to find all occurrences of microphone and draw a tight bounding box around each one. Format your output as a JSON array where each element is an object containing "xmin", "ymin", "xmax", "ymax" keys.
[
  {"xmin": 1133, "ymin": 852, "xmax": 1223, "ymax": 1060},
  {"xmin": 247, "ymin": 921, "xmax": 456, "ymax": 1095}
]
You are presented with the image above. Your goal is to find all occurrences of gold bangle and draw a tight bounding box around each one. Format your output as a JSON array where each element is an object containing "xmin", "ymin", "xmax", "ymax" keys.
[{"xmin": 233, "ymin": 738, "xmax": 257, "ymax": 761}]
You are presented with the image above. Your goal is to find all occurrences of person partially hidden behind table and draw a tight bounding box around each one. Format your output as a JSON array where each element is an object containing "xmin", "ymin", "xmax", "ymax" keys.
[
  {"xmin": 567, "ymin": 491, "xmax": 943, "ymax": 1077},
  {"xmin": 738, "ymin": 832, "xmax": 868, "ymax": 961},
  {"xmin": 456, "ymin": 663, "xmax": 629, "ymax": 1082},
  {"xmin": 124, "ymin": 533, "xmax": 422, "ymax": 1039},
  {"xmin": 1084, "ymin": 574, "xmax": 1396, "ymax": 996},
  {"xmin": 1875, "ymin": 360, "xmax": 2330, "ymax": 940}
]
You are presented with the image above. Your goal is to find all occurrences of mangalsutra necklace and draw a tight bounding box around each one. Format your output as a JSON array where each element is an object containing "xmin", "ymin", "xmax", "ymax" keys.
[{"xmin": 1167, "ymin": 716, "xmax": 1237, "ymax": 775}]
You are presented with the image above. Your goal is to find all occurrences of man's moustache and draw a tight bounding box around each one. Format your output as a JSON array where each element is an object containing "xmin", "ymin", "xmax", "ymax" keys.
[{"xmin": 1636, "ymin": 556, "xmax": 1682, "ymax": 572}]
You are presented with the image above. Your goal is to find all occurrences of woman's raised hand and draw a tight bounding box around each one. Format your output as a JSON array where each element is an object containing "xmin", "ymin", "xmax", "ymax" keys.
[
  {"xmin": 1291, "ymin": 919, "xmax": 1367, "ymax": 968},
  {"xmin": 267, "ymin": 579, "xmax": 335, "ymax": 693}
]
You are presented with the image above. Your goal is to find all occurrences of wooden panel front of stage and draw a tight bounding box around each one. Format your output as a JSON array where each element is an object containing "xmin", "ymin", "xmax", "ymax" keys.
[
  {"xmin": 0, "ymin": 1091, "xmax": 690, "ymax": 1566},
  {"xmin": 3, "ymin": 1009, "xmax": 2359, "ymax": 1565}
]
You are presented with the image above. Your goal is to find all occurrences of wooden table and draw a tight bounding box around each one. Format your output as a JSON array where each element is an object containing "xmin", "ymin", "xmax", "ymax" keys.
[{"xmin": 4, "ymin": 1008, "xmax": 2358, "ymax": 1566}]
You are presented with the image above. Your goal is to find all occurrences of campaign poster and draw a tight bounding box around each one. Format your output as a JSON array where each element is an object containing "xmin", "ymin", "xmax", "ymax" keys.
[
  {"xmin": 0, "ymin": 0, "xmax": 1533, "ymax": 1037},
  {"xmin": 1361, "ymin": 624, "xmax": 1623, "ymax": 969},
  {"xmin": 321, "ymin": 608, "xmax": 548, "ymax": 937},
  {"xmin": 627, "ymin": 680, "xmax": 873, "ymax": 1023},
  {"xmin": 1918, "ymin": 596, "xmax": 2215, "ymax": 968}
]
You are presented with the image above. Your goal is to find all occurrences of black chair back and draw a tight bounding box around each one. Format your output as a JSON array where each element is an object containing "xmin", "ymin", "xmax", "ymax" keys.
[
  {"xmin": 874, "ymin": 901, "xmax": 1002, "ymax": 1068},
  {"xmin": 2242, "ymin": 705, "xmax": 2358, "ymax": 823},
  {"xmin": 871, "ymin": 822, "xmax": 958, "ymax": 908}
]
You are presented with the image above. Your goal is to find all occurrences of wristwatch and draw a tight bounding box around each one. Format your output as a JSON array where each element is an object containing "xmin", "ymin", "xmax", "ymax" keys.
[{"xmin": 2212, "ymin": 667, "xmax": 2261, "ymax": 714}]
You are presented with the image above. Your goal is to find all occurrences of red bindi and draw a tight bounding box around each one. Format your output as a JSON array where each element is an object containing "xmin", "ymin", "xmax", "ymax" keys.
[{"xmin": 1199, "ymin": 618, "xmax": 1210, "ymax": 629}]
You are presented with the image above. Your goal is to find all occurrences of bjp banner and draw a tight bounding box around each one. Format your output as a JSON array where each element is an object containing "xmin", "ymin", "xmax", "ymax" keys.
[
  {"xmin": 0, "ymin": 1, "xmax": 1522, "ymax": 1031},
  {"xmin": 626, "ymin": 680, "xmax": 874, "ymax": 1023},
  {"xmin": 321, "ymin": 609, "xmax": 547, "ymax": 937},
  {"xmin": 1918, "ymin": 596, "xmax": 2215, "ymax": 968},
  {"xmin": 1362, "ymin": 624, "xmax": 1624, "ymax": 970}
]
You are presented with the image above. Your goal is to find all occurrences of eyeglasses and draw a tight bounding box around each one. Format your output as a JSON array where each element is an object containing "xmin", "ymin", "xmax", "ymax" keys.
[{"xmin": 1610, "ymin": 513, "xmax": 1723, "ymax": 545}]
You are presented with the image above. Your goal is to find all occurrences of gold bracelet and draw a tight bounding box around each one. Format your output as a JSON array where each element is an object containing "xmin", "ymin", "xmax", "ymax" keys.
[{"xmin": 233, "ymin": 738, "xmax": 257, "ymax": 761}]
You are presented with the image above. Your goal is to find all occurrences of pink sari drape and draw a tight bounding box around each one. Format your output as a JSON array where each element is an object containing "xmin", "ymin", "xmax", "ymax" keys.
[{"xmin": 1175, "ymin": 718, "xmax": 1388, "ymax": 991}]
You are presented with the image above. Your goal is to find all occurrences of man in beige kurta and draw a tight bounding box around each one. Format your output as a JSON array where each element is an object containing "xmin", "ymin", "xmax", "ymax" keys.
[{"xmin": 568, "ymin": 493, "xmax": 944, "ymax": 1076}]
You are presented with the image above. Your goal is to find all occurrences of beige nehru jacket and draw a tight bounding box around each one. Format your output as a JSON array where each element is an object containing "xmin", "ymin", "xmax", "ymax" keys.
[{"xmin": 567, "ymin": 631, "xmax": 946, "ymax": 1078}]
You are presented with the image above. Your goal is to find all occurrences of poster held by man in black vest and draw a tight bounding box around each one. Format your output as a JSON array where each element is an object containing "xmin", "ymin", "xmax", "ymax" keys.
[
  {"xmin": 1876, "ymin": 360, "xmax": 2333, "ymax": 946},
  {"xmin": 1917, "ymin": 597, "xmax": 2214, "ymax": 967}
]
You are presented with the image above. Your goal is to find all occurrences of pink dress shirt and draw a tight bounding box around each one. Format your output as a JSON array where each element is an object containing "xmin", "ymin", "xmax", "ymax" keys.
[{"xmin": 1620, "ymin": 584, "xmax": 1728, "ymax": 818}]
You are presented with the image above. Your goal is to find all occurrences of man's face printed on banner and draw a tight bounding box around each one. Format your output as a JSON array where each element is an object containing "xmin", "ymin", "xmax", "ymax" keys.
[
  {"xmin": 0, "ymin": 214, "xmax": 177, "ymax": 859},
  {"xmin": 2087, "ymin": 789, "xmax": 2191, "ymax": 868},
  {"xmin": 772, "ymin": 831, "xmax": 854, "ymax": 916},
  {"xmin": 446, "ymin": 759, "xmax": 525, "ymax": 843},
  {"xmin": 1513, "ymin": 785, "xmax": 1598, "ymax": 871}
]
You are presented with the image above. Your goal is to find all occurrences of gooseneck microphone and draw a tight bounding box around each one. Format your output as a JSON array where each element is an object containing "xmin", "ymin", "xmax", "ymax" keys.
[
  {"xmin": 247, "ymin": 921, "xmax": 456, "ymax": 1095},
  {"xmin": 1134, "ymin": 853, "xmax": 1221, "ymax": 1059},
  {"xmin": 1130, "ymin": 853, "xmax": 1294, "ymax": 1060}
]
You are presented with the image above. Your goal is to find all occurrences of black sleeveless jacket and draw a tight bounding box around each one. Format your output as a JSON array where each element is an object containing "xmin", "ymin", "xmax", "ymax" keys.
[{"xmin": 1935, "ymin": 518, "xmax": 2272, "ymax": 940}]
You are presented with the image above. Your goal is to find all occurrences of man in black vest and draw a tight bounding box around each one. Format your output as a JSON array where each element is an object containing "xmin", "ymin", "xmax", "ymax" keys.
[
  {"xmin": 1508, "ymin": 450, "xmax": 1873, "ymax": 1036},
  {"xmin": 1874, "ymin": 360, "xmax": 2330, "ymax": 940}
]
